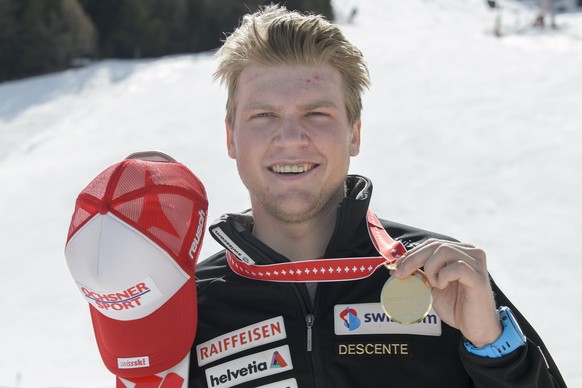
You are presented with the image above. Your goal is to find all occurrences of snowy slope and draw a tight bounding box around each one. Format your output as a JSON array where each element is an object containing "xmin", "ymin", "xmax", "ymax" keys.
[{"xmin": 1, "ymin": 0, "xmax": 581, "ymax": 386}]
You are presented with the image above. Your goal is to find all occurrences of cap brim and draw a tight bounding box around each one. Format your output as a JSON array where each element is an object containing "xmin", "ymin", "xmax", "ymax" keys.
[{"xmin": 89, "ymin": 279, "xmax": 197, "ymax": 378}]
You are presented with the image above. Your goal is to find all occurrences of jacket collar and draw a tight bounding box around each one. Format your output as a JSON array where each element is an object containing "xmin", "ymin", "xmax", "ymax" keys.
[{"xmin": 209, "ymin": 175, "xmax": 374, "ymax": 264}]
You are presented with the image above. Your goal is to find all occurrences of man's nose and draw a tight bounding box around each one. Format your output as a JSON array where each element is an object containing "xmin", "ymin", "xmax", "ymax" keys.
[{"xmin": 274, "ymin": 116, "xmax": 309, "ymax": 146}]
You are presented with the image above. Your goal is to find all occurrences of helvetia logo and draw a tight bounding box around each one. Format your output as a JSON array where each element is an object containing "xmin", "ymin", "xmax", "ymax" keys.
[
  {"xmin": 339, "ymin": 306, "xmax": 361, "ymax": 331},
  {"xmin": 270, "ymin": 351, "xmax": 288, "ymax": 368},
  {"xmin": 206, "ymin": 346, "xmax": 292, "ymax": 388},
  {"xmin": 209, "ymin": 361, "xmax": 267, "ymax": 387}
]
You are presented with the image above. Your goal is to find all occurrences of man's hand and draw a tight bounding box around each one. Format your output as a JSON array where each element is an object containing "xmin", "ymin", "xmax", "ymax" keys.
[{"xmin": 395, "ymin": 239, "xmax": 502, "ymax": 347}]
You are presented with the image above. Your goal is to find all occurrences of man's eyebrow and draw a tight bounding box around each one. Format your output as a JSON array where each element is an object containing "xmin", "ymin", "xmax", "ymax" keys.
[
  {"xmin": 242, "ymin": 102, "xmax": 277, "ymax": 111},
  {"xmin": 301, "ymin": 101, "xmax": 340, "ymax": 110},
  {"xmin": 241, "ymin": 101, "xmax": 340, "ymax": 111}
]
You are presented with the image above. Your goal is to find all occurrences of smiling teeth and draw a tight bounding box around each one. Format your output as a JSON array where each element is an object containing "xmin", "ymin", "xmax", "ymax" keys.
[{"xmin": 272, "ymin": 164, "xmax": 313, "ymax": 174}]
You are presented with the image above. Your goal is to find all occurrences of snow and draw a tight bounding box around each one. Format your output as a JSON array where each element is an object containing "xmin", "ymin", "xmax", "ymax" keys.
[{"xmin": 1, "ymin": 0, "xmax": 581, "ymax": 386}]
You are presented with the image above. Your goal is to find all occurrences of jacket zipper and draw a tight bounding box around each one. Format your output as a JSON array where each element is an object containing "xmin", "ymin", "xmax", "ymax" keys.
[
  {"xmin": 306, "ymin": 313, "xmax": 315, "ymax": 352},
  {"xmin": 290, "ymin": 282, "xmax": 322, "ymax": 388}
]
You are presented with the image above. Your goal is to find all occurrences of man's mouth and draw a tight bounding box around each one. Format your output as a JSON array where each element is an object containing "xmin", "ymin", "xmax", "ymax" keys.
[{"xmin": 270, "ymin": 163, "xmax": 315, "ymax": 174}]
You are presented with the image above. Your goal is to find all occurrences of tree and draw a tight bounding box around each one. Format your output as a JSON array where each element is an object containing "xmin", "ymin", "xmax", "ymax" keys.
[
  {"xmin": 0, "ymin": 0, "xmax": 334, "ymax": 82},
  {"xmin": 0, "ymin": 0, "xmax": 96, "ymax": 82}
]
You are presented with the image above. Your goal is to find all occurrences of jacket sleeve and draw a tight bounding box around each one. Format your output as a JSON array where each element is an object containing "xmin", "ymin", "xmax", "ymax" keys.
[
  {"xmin": 381, "ymin": 220, "xmax": 566, "ymax": 387},
  {"xmin": 460, "ymin": 275, "xmax": 567, "ymax": 388}
]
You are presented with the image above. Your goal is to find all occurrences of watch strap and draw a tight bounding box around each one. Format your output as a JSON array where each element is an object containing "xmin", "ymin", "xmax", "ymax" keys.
[{"xmin": 464, "ymin": 306, "xmax": 526, "ymax": 358}]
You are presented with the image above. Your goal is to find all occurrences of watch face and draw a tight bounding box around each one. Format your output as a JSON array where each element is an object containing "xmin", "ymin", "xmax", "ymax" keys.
[
  {"xmin": 380, "ymin": 270, "xmax": 432, "ymax": 325},
  {"xmin": 500, "ymin": 307, "xmax": 526, "ymax": 342}
]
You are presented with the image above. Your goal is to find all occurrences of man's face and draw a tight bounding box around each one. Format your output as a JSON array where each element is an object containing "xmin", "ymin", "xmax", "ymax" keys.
[{"xmin": 226, "ymin": 63, "xmax": 361, "ymax": 224}]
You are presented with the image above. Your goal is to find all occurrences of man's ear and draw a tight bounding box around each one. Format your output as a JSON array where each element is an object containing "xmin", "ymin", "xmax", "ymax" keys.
[
  {"xmin": 226, "ymin": 119, "xmax": 237, "ymax": 159},
  {"xmin": 349, "ymin": 119, "xmax": 361, "ymax": 157}
]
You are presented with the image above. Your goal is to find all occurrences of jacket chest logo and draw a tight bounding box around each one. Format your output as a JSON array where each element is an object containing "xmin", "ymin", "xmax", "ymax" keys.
[
  {"xmin": 196, "ymin": 316, "xmax": 287, "ymax": 367},
  {"xmin": 205, "ymin": 345, "xmax": 293, "ymax": 388},
  {"xmin": 334, "ymin": 303, "xmax": 442, "ymax": 336}
]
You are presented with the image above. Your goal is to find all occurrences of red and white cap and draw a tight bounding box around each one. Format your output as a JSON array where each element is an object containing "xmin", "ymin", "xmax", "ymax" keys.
[{"xmin": 65, "ymin": 153, "xmax": 207, "ymax": 378}]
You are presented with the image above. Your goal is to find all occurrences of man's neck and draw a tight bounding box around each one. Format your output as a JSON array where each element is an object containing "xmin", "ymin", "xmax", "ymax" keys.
[{"xmin": 251, "ymin": 204, "xmax": 339, "ymax": 261}]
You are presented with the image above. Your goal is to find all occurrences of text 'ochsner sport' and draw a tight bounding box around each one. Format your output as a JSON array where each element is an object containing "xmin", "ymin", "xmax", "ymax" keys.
[{"xmin": 82, "ymin": 283, "xmax": 150, "ymax": 311}]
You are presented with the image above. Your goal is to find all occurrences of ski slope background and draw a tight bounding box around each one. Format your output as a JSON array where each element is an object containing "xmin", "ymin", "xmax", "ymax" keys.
[{"xmin": 1, "ymin": 0, "xmax": 581, "ymax": 386}]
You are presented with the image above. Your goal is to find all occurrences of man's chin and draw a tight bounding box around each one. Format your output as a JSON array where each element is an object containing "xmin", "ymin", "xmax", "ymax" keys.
[
  {"xmin": 253, "ymin": 186, "xmax": 344, "ymax": 224},
  {"xmin": 269, "ymin": 207, "xmax": 319, "ymax": 224},
  {"xmin": 264, "ymin": 195, "xmax": 343, "ymax": 224},
  {"xmin": 262, "ymin": 200, "xmax": 322, "ymax": 224}
]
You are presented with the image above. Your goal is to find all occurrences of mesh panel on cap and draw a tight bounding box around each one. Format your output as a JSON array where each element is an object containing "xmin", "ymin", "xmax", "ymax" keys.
[
  {"xmin": 113, "ymin": 193, "xmax": 195, "ymax": 269},
  {"xmin": 109, "ymin": 160, "xmax": 207, "ymax": 275},
  {"xmin": 111, "ymin": 160, "xmax": 206, "ymax": 202},
  {"xmin": 83, "ymin": 163, "xmax": 120, "ymax": 202},
  {"xmin": 66, "ymin": 158, "xmax": 208, "ymax": 273},
  {"xmin": 67, "ymin": 203, "xmax": 96, "ymax": 240},
  {"xmin": 66, "ymin": 163, "xmax": 122, "ymax": 241},
  {"xmin": 112, "ymin": 162, "xmax": 147, "ymax": 200}
]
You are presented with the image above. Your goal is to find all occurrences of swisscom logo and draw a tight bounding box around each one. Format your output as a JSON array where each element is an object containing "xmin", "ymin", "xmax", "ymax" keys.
[
  {"xmin": 334, "ymin": 303, "xmax": 442, "ymax": 336},
  {"xmin": 339, "ymin": 306, "xmax": 361, "ymax": 331},
  {"xmin": 205, "ymin": 345, "xmax": 293, "ymax": 388}
]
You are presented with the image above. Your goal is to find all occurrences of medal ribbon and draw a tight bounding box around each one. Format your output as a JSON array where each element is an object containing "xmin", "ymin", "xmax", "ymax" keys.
[{"xmin": 225, "ymin": 210, "xmax": 407, "ymax": 283}]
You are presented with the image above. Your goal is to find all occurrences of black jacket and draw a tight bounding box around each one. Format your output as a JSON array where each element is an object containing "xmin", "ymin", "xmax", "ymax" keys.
[{"xmin": 189, "ymin": 175, "xmax": 565, "ymax": 387}]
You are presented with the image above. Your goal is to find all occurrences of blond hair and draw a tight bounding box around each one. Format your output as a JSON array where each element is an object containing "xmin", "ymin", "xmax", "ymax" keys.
[{"xmin": 214, "ymin": 5, "xmax": 370, "ymax": 128}]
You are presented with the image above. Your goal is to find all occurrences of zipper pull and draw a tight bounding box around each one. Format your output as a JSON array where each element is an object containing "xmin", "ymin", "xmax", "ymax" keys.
[{"xmin": 306, "ymin": 314, "xmax": 315, "ymax": 352}]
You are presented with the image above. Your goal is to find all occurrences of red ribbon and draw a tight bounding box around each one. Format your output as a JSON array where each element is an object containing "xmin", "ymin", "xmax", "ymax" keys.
[{"xmin": 225, "ymin": 211, "xmax": 407, "ymax": 283}]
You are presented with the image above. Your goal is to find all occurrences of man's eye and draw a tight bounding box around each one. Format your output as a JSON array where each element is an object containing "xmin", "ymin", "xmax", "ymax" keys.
[
  {"xmin": 253, "ymin": 112, "xmax": 272, "ymax": 119},
  {"xmin": 307, "ymin": 111, "xmax": 328, "ymax": 117}
]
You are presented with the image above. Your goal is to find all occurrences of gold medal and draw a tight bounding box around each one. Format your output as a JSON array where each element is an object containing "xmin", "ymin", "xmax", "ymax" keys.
[{"xmin": 380, "ymin": 270, "xmax": 432, "ymax": 325}]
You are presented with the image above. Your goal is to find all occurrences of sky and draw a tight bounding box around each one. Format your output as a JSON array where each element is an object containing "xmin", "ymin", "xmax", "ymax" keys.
[{"xmin": 1, "ymin": 0, "xmax": 581, "ymax": 386}]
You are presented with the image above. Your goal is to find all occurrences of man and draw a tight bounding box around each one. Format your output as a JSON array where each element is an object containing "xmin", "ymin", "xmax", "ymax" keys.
[{"xmin": 189, "ymin": 5, "xmax": 565, "ymax": 387}]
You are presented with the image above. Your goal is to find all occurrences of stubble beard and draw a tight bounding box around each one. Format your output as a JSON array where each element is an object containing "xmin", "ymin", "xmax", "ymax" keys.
[{"xmin": 254, "ymin": 182, "xmax": 345, "ymax": 224}]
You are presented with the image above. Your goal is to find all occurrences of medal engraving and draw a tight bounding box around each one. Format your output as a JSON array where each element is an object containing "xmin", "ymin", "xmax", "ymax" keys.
[{"xmin": 380, "ymin": 271, "xmax": 432, "ymax": 325}]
